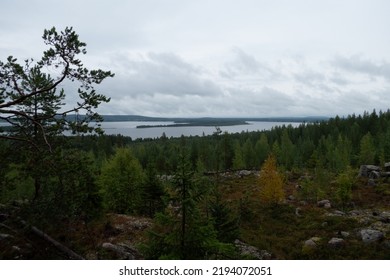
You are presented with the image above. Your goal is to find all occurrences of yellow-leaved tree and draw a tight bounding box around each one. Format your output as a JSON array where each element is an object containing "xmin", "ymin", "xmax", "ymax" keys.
[{"xmin": 258, "ymin": 154, "xmax": 285, "ymax": 204}]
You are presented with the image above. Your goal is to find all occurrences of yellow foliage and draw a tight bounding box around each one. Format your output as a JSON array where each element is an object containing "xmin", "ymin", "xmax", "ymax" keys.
[{"xmin": 258, "ymin": 154, "xmax": 285, "ymax": 204}]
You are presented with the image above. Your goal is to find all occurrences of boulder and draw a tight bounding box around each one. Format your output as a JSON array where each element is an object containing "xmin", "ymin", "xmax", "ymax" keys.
[
  {"xmin": 304, "ymin": 237, "xmax": 321, "ymax": 247},
  {"xmin": 360, "ymin": 229, "xmax": 384, "ymax": 243},
  {"xmin": 367, "ymin": 179, "xmax": 377, "ymax": 187},
  {"xmin": 380, "ymin": 211, "xmax": 390, "ymax": 223},
  {"xmin": 317, "ymin": 199, "xmax": 331, "ymax": 208},
  {"xmin": 369, "ymin": 171, "xmax": 381, "ymax": 179},
  {"xmin": 358, "ymin": 165, "xmax": 381, "ymax": 177},
  {"xmin": 288, "ymin": 195, "xmax": 295, "ymax": 201},
  {"xmin": 234, "ymin": 239, "xmax": 271, "ymax": 260},
  {"xmin": 370, "ymin": 221, "xmax": 390, "ymax": 234},
  {"xmin": 237, "ymin": 170, "xmax": 252, "ymax": 177},
  {"xmin": 328, "ymin": 237, "xmax": 345, "ymax": 247},
  {"xmin": 333, "ymin": 210, "xmax": 346, "ymax": 216},
  {"xmin": 102, "ymin": 242, "xmax": 135, "ymax": 260},
  {"xmin": 302, "ymin": 237, "xmax": 321, "ymax": 253}
]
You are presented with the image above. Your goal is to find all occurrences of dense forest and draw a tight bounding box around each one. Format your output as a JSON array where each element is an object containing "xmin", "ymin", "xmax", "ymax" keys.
[
  {"xmin": 1, "ymin": 27, "xmax": 389, "ymax": 260},
  {"xmin": 1, "ymin": 109, "xmax": 390, "ymax": 259}
]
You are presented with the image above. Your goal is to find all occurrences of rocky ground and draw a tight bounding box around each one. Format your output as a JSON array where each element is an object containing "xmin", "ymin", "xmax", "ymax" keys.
[{"xmin": 1, "ymin": 170, "xmax": 389, "ymax": 259}]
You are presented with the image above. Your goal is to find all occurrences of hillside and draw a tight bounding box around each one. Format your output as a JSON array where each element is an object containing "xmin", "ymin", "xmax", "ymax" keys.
[{"xmin": 0, "ymin": 109, "xmax": 389, "ymax": 259}]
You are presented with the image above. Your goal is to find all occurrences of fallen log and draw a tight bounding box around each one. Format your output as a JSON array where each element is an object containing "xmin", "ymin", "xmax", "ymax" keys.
[{"xmin": 21, "ymin": 221, "xmax": 84, "ymax": 260}]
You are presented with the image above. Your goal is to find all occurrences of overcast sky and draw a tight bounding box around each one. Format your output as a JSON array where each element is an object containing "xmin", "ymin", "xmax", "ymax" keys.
[{"xmin": 1, "ymin": 0, "xmax": 390, "ymax": 117}]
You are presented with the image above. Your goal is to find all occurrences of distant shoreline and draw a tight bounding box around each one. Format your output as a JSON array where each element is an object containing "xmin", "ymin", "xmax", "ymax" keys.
[{"xmin": 136, "ymin": 120, "xmax": 249, "ymax": 128}]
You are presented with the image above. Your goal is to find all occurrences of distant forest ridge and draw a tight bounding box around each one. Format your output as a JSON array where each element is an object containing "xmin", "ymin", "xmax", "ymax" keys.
[
  {"xmin": 99, "ymin": 114, "xmax": 328, "ymax": 122},
  {"xmin": 100, "ymin": 115, "xmax": 330, "ymax": 128},
  {"xmin": 0, "ymin": 115, "xmax": 329, "ymax": 129}
]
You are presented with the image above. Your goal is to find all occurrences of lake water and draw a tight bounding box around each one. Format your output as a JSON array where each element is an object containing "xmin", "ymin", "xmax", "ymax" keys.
[{"xmin": 100, "ymin": 121, "xmax": 301, "ymax": 139}]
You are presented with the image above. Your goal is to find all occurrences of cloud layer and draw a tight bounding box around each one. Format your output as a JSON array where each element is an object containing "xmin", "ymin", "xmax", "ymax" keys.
[{"xmin": 1, "ymin": 0, "xmax": 390, "ymax": 117}]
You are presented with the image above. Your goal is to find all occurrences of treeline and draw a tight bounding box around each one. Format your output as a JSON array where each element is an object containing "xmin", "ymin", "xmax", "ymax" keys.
[{"xmin": 70, "ymin": 109, "xmax": 390, "ymax": 174}]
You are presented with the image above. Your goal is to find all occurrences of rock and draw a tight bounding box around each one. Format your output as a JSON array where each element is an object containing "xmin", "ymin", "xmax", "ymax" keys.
[
  {"xmin": 321, "ymin": 222, "xmax": 328, "ymax": 227},
  {"xmin": 304, "ymin": 239, "xmax": 317, "ymax": 248},
  {"xmin": 367, "ymin": 179, "xmax": 377, "ymax": 187},
  {"xmin": 304, "ymin": 237, "xmax": 321, "ymax": 247},
  {"xmin": 299, "ymin": 200, "xmax": 308, "ymax": 206},
  {"xmin": 234, "ymin": 239, "xmax": 271, "ymax": 260},
  {"xmin": 340, "ymin": 231, "xmax": 350, "ymax": 238},
  {"xmin": 237, "ymin": 170, "xmax": 252, "ymax": 177},
  {"xmin": 102, "ymin": 242, "xmax": 135, "ymax": 260},
  {"xmin": 360, "ymin": 229, "xmax": 384, "ymax": 243},
  {"xmin": 288, "ymin": 195, "xmax": 295, "ymax": 201},
  {"xmin": 370, "ymin": 221, "xmax": 390, "ymax": 234},
  {"xmin": 349, "ymin": 210, "xmax": 362, "ymax": 216},
  {"xmin": 11, "ymin": 246, "xmax": 22, "ymax": 252},
  {"xmin": 328, "ymin": 237, "xmax": 345, "ymax": 247},
  {"xmin": 302, "ymin": 237, "xmax": 321, "ymax": 253},
  {"xmin": 317, "ymin": 200, "xmax": 331, "ymax": 208},
  {"xmin": 358, "ymin": 165, "xmax": 381, "ymax": 177},
  {"xmin": 333, "ymin": 210, "xmax": 346, "ymax": 216},
  {"xmin": 369, "ymin": 171, "xmax": 381, "ymax": 179},
  {"xmin": 0, "ymin": 233, "xmax": 13, "ymax": 241},
  {"xmin": 380, "ymin": 211, "xmax": 390, "ymax": 223}
]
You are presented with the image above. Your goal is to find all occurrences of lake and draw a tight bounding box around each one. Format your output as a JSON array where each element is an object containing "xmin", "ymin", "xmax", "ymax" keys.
[{"xmin": 99, "ymin": 121, "xmax": 301, "ymax": 139}]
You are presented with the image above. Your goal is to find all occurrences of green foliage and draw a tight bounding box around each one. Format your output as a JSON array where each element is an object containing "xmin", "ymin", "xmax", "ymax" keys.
[
  {"xmin": 232, "ymin": 141, "xmax": 245, "ymax": 170},
  {"xmin": 0, "ymin": 27, "xmax": 113, "ymax": 145},
  {"xmin": 209, "ymin": 195, "xmax": 239, "ymax": 243},
  {"xmin": 254, "ymin": 133, "xmax": 270, "ymax": 167},
  {"xmin": 142, "ymin": 148, "xmax": 230, "ymax": 259},
  {"xmin": 98, "ymin": 148, "xmax": 145, "ymax": 214},
  {"xmin": 298, "ymin": 177, "xmax": 325, "ymax": 203},
  {"xmin": 141, "ymin": 163, "xmax": 165, "ymax": 217},
  {"xmin": 24, "ymin": 149, "xmax": 103, "ymax": 226},
  {"xmin": 334, "ymin": 167, "xmax": 355, "ymax": 207},
  {"xmin": 0, "ymin": 163, "xmax": 34, "ymax": 203},
  {"xmin": 358, "ymin": 132, "xmax": 376, "ymax": 164}
]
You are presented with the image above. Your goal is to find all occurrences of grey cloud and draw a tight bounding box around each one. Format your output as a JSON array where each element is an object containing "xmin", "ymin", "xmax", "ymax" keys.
[
  {"xmin": 103, "ymin": 52, "xmax": 223, "ymax": 99},
  {"xmin": 220, "ymin": 48, "xmax": 277, "ymax": 79},
  {"xmin": 222, "ymin": 87, "xmax": 297, "ymax": 116},
  {"xmin": 333, "ymin": 55, "xmax": 390, "ymax": 81},
  {"xmin": 329, "ymin": 72, "xmax": 350, "ymax": 86},
  {"xmin": 293, "ymin": 70, "xmax": 326, "ymax": 88}
]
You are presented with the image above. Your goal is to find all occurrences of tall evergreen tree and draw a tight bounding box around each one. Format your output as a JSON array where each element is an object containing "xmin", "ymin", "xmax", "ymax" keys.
[{"xmin": 143, "ymin": 146, "xmax": 226, "ymax": 259}]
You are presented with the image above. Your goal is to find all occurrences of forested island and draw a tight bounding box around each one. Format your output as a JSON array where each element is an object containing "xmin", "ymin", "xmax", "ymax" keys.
[
  {"xmin": 1, "ymin": 27, "xmax": 389, "ymax": 260},
  {"xmin": 133, "ymin": 116, "xmax": 327, "ymax": 128}
]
